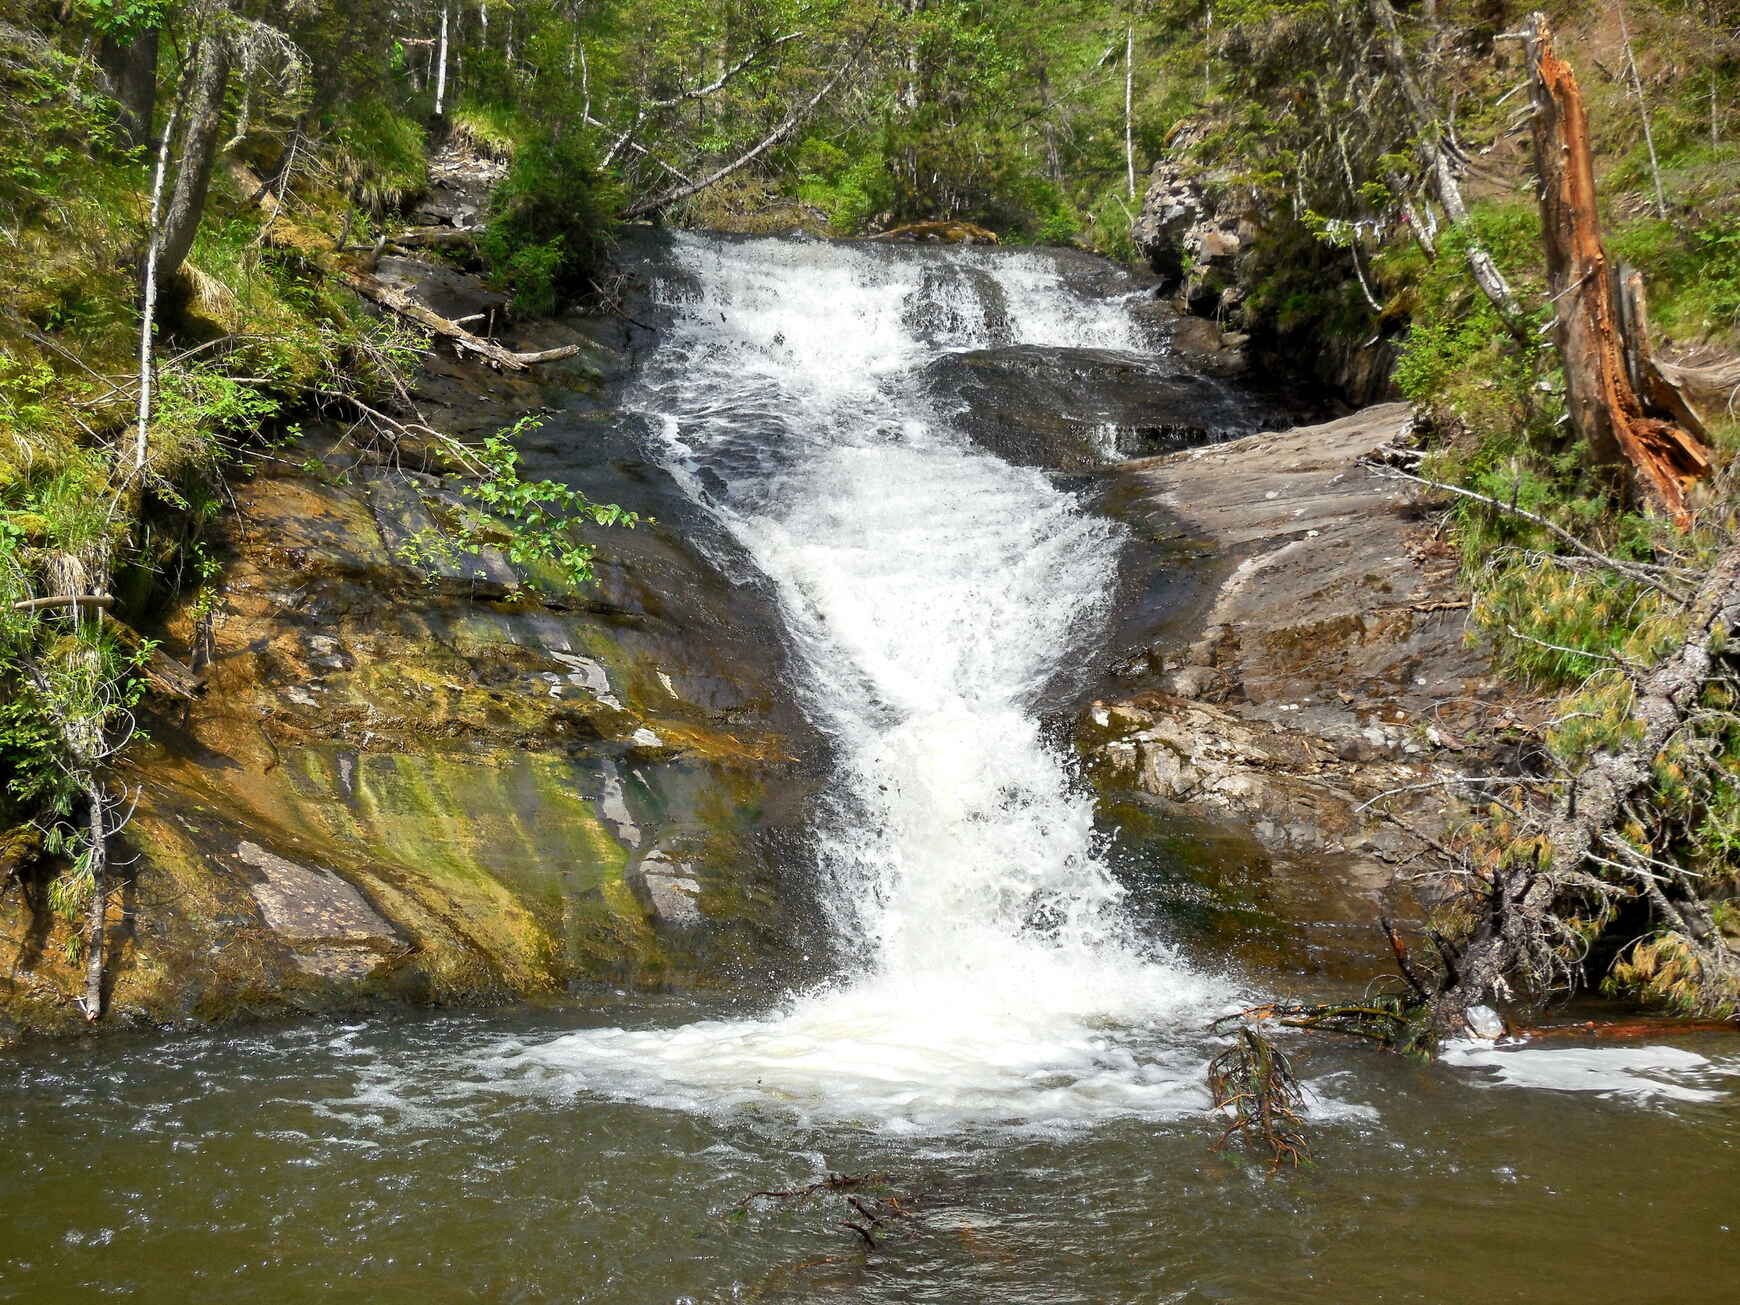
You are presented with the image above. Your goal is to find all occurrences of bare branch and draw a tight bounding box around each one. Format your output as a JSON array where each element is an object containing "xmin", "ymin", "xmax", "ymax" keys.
[
  {"xmin": 644, "ymin": 31, "xmax": 803, "ymax": 108},
  {"xmin": 622, "ymin": 26, "xmax": 876, "ymax": 220}
]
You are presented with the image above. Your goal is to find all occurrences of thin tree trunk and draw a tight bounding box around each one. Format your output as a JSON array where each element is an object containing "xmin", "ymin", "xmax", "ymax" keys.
[
  {"xmin": 622, "ymin": 30, "xmax": 873, "ymax": 219},
  {"xmin": 1525, "ymin": 12, "xmax": 1710, "ymax": 525},
  {"xmin": 156, "ymin": 13, "xmax": 233, "ymax": 287},
  {"xmin": 579, "ymin": 41, "xmax": 590, "ymax": 124},
  {"xmin": 435, "ymin": 3, "xmax": 450, "ymax": 116},
  {"xmin": 1366, "ymin": 0, "xmax": 1526, "ymax": 336},
  {"xmin": 1618, "ymin": 3, "xmax": 1668, "ymax": 219},
  {"xmin": 135, "ymin": 100, "xmax": 181, "ymax": 472},
  {"xmin": 1124, "ymin": 23, "xmax": 1136, "ymax": 200},
  {"xmin": 79, "ymin": 780, "xmax": 108, "ymax": 1022}
]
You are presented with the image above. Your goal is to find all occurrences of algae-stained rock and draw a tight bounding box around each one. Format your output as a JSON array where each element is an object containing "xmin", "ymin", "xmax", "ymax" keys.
[{"xmin": 1, "ymin": 337, "xmax": 816, "ymax": 1038}]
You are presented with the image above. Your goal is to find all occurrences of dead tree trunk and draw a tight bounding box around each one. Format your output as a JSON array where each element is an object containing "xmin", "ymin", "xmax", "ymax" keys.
[
  {"xmin": 1525, "ymin": 12, "xmax": 1711, "ymax": 527},
  {"xmin": 1431, "ymin": 538, "xmax": 1740, "ymax": 1035}
]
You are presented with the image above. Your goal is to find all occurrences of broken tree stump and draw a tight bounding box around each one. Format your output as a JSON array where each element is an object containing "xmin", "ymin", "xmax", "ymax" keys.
[{"xmin": 1524, "ymin": 12, "xmax": 1711, "ymax": 527}]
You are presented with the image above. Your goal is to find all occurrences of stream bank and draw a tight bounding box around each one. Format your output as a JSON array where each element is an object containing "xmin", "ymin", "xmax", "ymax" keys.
[
  {"xmin": 3, "ymin": 227, "xmax": 1512, "ymax": 1041},
  {"xmin": 1077, "ymin": 404, "xmax": 1521, "ymax": 976},
  {"xmin": 1, "ymin": 237, "xmax": 824, "ymax": 1043}
]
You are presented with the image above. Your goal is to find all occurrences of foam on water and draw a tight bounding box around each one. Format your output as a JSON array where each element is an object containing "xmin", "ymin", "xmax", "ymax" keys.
[
  {"xmin": 500, "ymin": 233, "xmax": 1235, "ymax": 1131},
  {"xmin": 1440, "ymin": 1041, "xmax": 1740, "ymax": 1103}
]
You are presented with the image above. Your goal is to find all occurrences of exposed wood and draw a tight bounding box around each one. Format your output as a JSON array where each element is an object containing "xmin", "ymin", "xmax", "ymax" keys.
[
  {"xmin": 1657, "ymin": 354, "xmax": 1740, "ymax": 414},
  {"xmin": 1615, "ymin": 266, "xmax": 1711, "ymax": 439},
  {"xmin": 434, "ymin": 3, "xmax": 449, "ymax": 117},
  {"xmin": 338, "ymin": 268, "xmax": 579, "ymax": 370},
  {"xmin": 388, "ymin": 225, "xmax": 480, "ymax": 248},
  {"xmin": 1525, "ymin": 13, "xmax": 1711, "ymax": 528},
  {"xmin": 100, "ymin": 611, "xmax": 205, "ymax": 701},
  {"xmin": 1124, "ymin": 22, "xmax": 1135, "ymax": 200},
  {"xmin": 867, "ymin": 220, "xmax": 999, "ymax": 245},
  {"xmin": 10, "ymin": 594, "xmax": 115, "ymax": 613}
]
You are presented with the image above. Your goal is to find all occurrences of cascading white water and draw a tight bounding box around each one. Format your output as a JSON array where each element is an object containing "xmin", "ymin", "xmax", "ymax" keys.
[{"xmin": 519, "ymin": 233, "xmax": 1235, "ymax": 1131}]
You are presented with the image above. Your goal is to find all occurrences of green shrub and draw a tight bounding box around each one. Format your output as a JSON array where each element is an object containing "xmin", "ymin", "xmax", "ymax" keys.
[
  {"xmin": 795, "ymin": 138, "xmax": 894, "ymax": 235},
  {"xmin": 481, "ymin": 128, "xmax": 619, "ymax": 312}
]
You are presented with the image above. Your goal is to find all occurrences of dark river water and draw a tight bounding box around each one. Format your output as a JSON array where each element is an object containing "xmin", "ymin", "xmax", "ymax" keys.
[{"xmin": 2, "ymin": 1000, "xmax": 1738, "ymax": 1304}]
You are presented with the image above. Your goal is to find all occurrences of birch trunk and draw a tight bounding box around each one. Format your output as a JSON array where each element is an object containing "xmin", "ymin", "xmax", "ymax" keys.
[
  {"xmin": 435, "ymin": 4, "xmax": 450, "ymax": 116},
  {"xmin": 1124, "ymin": 24, "xmax": 1136, "ymax": 200}
]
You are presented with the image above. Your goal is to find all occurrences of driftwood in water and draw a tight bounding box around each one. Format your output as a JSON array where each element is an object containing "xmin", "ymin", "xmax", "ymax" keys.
[
  {"xmin": 1524, "ymin": 13, "xmax": 1711, "ymax": 527},
  {"xmin": 1206, "ymin": 1023, "xmax": 1309, "ymax": 1168}
]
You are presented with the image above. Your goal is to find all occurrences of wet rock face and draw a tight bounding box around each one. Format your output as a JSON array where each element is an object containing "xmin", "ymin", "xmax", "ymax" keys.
[
  {"xmin": 0, "ymin": 289, "xmax": 826, "ymax": 1039},
  {"xmin": 922, "ymin": 345, "xmax": 1290, "ymax": 473},
  {"xmin": 1082, "ymin": 404, "xmax": 1519, "ymax": 975}
]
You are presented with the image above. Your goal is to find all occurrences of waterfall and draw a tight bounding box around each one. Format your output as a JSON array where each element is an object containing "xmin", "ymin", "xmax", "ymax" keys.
[{"xmin": 520, "ymin": 233, "xmax": 1234, "ymax": 1130}]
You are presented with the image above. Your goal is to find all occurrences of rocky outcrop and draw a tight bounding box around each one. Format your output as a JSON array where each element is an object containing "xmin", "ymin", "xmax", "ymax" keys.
[
  {"xmin": 1083, "ymin": 404, "xmax": 1524, "ymax": 975},
  {"xmin": 1130, "ymin": 140, "xmax": 1254, "ymax": 322},
  {"xmin": 1131, "ymin": 127, "xmax": 1397, "ymax": 405},
  {"xmin": 0, "ymin": 251, "xmax": 820, "ymax": 1042}
]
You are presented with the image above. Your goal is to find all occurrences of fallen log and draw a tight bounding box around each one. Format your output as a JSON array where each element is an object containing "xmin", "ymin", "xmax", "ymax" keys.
[
  {"xmin": 222, "ymin": 160, "xmax": 576, "ymax": 373},
  {"xmin": 1524, "ymin": 13, "xmax": 1711, "ymax": 527},
  {"xmin": 868, "ymin": 220, "xmax": 999, "ymax": 245},
  {"xmin": 104, "ymin": 613, "xmax": 204, "ymax": 701},
  {"xmin": 1430, "ymin": 536, "xmax": 1740, "ymax": 1034},
  {"xmin": 337, "ymin": 268, "xmax": 579, "ymax": 372},
  {"xmin": 388, "ymin": 225, "xmax": 479, "ymax": 249}
]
